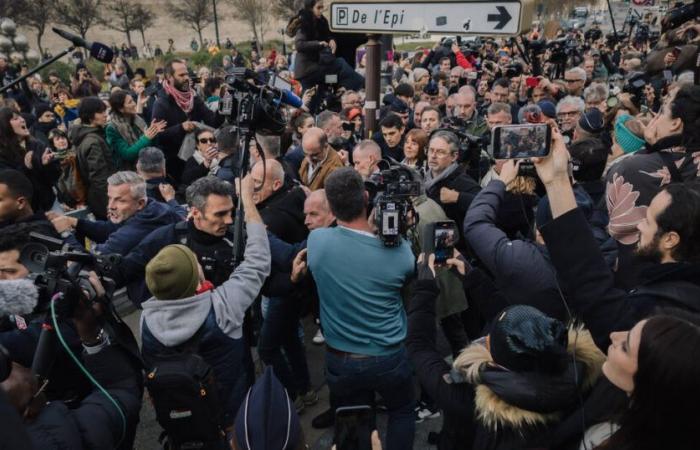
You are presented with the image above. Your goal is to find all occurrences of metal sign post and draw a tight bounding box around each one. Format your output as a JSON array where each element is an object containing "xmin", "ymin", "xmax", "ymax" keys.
[{"xmin": 329, "ymin": 0, "xmax": 533, "ymax": 136}]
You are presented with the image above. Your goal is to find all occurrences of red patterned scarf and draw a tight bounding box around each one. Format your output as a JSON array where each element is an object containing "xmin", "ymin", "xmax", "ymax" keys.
[{"xmin": 163, "ymin": 80, "xmax": 194, "ymax": 113}]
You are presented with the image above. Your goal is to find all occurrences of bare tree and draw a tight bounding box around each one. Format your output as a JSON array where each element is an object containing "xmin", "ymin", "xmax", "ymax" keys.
[
  {"xmin": 132, "ymin": 5, "xmax": 157, "ymax": 46},
  {"xmin": 230, "ymin": 0, "xmax": 270, "ymax": 46},
  {"xmin": 101, "ymin": 0, "xmax": 140, "ymax": 47},
  {"xmin": 168, "ymin": 0, "xmax": 215, "ymax": 47},
  {"xmin": 271, "ymin": 0, "xmax": 301, "ymax": 21},
  {"xmin": 54, "ymin": 0, "xmax": 103, "ymax": 40},
  {"xmin": 14, "ymin": 1, "xmax": 54, "ymax": 55},
  {"xmin": 0, "ymin": 0, "xmax": 28, "ymax": 20}
]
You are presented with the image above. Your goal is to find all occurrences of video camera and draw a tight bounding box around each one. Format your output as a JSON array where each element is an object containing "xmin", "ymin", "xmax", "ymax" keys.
[
  {"xmin": 662, "ymin": 0, "xmax": 700, "ymax": 32},
  {"xmin": 19, "ymin": 232, "xmax": 120, "ymax": 317},
  {"xmin": 365, "ymin": 166, "xmax": 421, "ymax": 247},
  {"xmin": 436, "ymin": 119, "xmax": 490, "ymax": 180}
]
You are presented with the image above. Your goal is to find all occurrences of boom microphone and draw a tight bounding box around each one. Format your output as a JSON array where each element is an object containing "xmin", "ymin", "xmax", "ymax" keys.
[
  {"xmin": 0, "ymin": 279, "xmax": 38, "ymax": 317},
  {"xmin": 52, "ymin": 28, "xmax": 114, "ymax": 63},
  {"xmin": 278, "ymin": 89, "xmax": 303, "ymax": 109}
]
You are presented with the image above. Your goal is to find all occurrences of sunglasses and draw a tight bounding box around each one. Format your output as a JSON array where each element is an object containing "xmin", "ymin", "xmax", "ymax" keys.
[{"xmin": 198, "ymin": 137, "xmax": 217, "ymax": 144}]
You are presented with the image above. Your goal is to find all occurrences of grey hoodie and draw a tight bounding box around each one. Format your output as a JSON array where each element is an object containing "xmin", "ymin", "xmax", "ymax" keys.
[{"xmin": 140, "ymin": 222, "xmax": 271, "ymax": 346}]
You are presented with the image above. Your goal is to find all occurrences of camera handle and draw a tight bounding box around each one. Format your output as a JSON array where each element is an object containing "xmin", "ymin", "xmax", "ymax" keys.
[{"xmin": 0, "ymin": 46, "xmax": 75, "ymax": 95}]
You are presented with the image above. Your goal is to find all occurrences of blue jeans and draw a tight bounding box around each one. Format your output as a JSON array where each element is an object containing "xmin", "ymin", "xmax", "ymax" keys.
[
  {"xmin": 325, "ymin": 347, "xmax": 416, "ymax": 450},
  {"xmin": 258, "ymin": 296, "xmax": 311, "ymax": 400}
]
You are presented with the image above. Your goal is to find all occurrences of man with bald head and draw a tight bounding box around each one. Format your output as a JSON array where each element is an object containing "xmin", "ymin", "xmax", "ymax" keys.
[
  {"xmin": 252, "ymin": 159, "xmax": 307, "ymax": 244},
  {"xmin": 304, "ymin": 189, "xmax": 335, "ymax": 231},
  {"xmin": 353, "ymin": 140, "xmax": 383, "ymax": 180},
  {"xmin": 300, "ymin": 127, "xmax": 344, "ymax": 191},
  {"xmin": 453, "ymin": 90, "xmax": 488, "ymax": 136}
]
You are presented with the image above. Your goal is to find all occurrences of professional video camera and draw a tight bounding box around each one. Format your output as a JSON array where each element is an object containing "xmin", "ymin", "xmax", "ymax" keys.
[
  {"xmin": 365, "ymin": 166, "xmax": 421, "ymax": 247},
  {"xmin": 661, "ymin": 0, "xmax": 700, "ymax": 32},
  {"xmin": 19, "ymin": 232, "xmax": 120, "ymax": 316},
  {"xmin": 219, "ymin": 67, "xmax": 300, "ymax": 135}
]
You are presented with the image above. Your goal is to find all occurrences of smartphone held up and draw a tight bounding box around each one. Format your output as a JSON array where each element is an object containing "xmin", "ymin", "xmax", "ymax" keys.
[{"xmin": 491, "ymin": 123, "xmax": 552, "ymax": 160}]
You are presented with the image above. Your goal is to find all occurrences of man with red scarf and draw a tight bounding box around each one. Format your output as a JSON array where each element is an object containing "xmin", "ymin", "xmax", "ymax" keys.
[{"xmin": 151, "ymin": 59, "xmax": 225, "ymax": 182}]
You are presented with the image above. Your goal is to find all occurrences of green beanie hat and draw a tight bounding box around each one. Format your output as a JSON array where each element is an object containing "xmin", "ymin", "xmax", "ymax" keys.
[
  {"xmin": 145, "ymin": 244, "xmax": 200, "ymax": 300},
  {"xmin": 615, "ymin": 114, "xmax": 646, "ymax": 154}
]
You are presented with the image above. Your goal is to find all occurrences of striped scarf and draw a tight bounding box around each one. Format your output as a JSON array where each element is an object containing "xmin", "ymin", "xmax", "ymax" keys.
[{"xmin": 163, "ymin": 79, "xmax": 194, "ymax": 113}]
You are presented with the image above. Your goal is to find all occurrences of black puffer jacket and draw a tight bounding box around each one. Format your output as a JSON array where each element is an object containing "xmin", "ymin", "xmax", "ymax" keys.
[
  {"xmin": 258, "ymin": 184, "xmax": 308, "ymax": 244},
  {"xmin": 407, "ymin": 279, "xmax": 606, "ymax": 450},
  {"xmin": 425, "ymin": 164, "xmax": 481, "ymax": 243},
  {"xmin": 293, "ymin": 9, "xmax": 333, "ymax": 80},
  {"xmin": 0, "ymin": 138, "xmax": 60, "ymax": 213}
]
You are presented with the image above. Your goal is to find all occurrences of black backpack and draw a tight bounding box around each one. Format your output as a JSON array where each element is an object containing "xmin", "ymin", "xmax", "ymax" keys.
[{"xmin": 145, "ymin": 332, "xmax": 228, "ymax": 450}]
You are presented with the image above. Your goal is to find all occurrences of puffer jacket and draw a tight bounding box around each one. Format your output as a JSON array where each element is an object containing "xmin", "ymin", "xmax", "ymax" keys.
[
  {"xmin": 69, "ymin": 124, "xmax": 116, "ymax": 220},
  {"xmin": 407, "ymin": 279, "xmax": 606, "ymax": 450},
  {"xmin": 293, "ymin": 9, "xmax": 333, "ymax": 80}
]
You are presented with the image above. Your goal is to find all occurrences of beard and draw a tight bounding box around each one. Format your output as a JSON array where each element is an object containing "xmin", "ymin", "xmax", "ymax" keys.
[
  {"xmin": 173, "ymin": 78, "xmax": 190, "ymax": 92},
  {"xmin": 634, "ymin": 232, "xmax": 663, "ymax": 264}
]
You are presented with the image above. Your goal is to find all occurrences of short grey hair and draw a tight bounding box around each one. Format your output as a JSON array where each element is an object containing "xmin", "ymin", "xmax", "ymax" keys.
[
  {"xmin": 316, "ymin": 110, "xmax": 340, "ymax": 129},
  {"xmin": 487, "ymin": 102, "xmax": 512, "ymax": 117},
  {"xmin": 429, "ymin": 130, "xmax": 459, "ymax": 154},
  {"xmin": 185, "ymin": 176, "xmax": 234, "ymax": 211},
  {"xmin": 137, "ymin": 147, "xmax": 166, "ymax": 174},
  {"xmin": 255, "ymin": 133, "xmax": 281, "ymax": 158},
  {"xmin": 557, "ymin": 96, "xmax": 586, "ymax": 114},
  {"xmin": 353, "ymin": 139, "xmax": 382, "ymax": 159},
  {"xmin": 107, "ymin": 171, "xmax": 147, "ymax": 200},
  {"xmin": 584, "ymin": 82, "xmax": 609, "ymax": 104},
  {"xmin": 565, "ymin": 67, "xmax": 587, "ymax": 81}
]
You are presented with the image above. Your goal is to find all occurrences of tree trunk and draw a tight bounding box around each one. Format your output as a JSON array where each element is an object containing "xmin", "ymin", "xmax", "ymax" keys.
[
  {"xmin": 126, "ymin": 30, "xmax": 132, "ymax": 47},
  {"xmin": 140, "ymin": 29, "xmax": 146, "ymax": 46},
  {"xmin": 197, "ymin": 26, "xmax": 204, "ymax": 47},
  {"xmin": 36, "ymin": 28, "xmax": 44, "ymax": 56}
]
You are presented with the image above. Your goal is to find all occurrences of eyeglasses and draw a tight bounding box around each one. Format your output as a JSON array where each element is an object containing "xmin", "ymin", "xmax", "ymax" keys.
[
  {"xmin": 428, "ymin": 148, "xmax": 452, "ymax": 157},
  {"xmin": 564, "ymin": 78, "xmax": 582, "ymax": 83},
  {"xmin": 198, "ymin": 137, "xmax": 217, "ymax": 144},
  {"xmin": 557, "ymin": 111, "xmax": 580, "ymax": 117}
]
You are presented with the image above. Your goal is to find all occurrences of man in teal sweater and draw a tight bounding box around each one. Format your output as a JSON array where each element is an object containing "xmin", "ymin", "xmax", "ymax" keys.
[{"xmin": 307, "ymin": 168, "xmax": 415, "ymax": 450}]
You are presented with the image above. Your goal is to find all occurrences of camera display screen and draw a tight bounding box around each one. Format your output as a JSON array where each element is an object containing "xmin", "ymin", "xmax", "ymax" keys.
[
  {"xmin": 434, "ymin": 222, "xmax": 458, "ymax": 264},
  {"xmin": 492, "ymin": 124, "xmax": 552, "ymax": 160}
]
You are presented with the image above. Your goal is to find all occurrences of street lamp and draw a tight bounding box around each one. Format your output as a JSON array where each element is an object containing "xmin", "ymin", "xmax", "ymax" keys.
[{"xmin": 213, "ymin": 0, "xmax": 221, "ymax": 47}]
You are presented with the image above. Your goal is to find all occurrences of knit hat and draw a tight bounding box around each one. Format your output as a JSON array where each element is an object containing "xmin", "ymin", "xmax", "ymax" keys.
[
  {"xmin": 234, "ymin": 366, "xmax": 302, "ymax": 450},
  {"xmin": 489, "ymin": 305, "xmax": 568, "ymax": 373},
  {"xmin": 412, "ymin": 67, "xmax": 429, "ymax": 83},
  {"xmin": 347, "ymin": 107, "xmax": 362, "ymax": 121},
  {"xmin": 614, "ymin": 114, "xmax": 646, "ymax": 154},
  {"xmin": 537, "ymin": 100, "xmax": 557, "ymax": 119},
  {"xmin": 578, "ymin": 108, "xmax": 605, "ymax": 134},
  {"xmin": 145, "ymin": 244, "xmax": 200, "ymax": 300},
  {"xmin": 536, "ymin": 184, "xmax": 593, "ymax": 229}
]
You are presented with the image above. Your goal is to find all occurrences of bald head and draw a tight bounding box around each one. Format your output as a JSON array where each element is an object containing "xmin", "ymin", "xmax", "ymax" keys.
[
  {"xmin": 302, "ymin": 127, "xmax": 328, "ymax": 165},
  {"xmin": 304, "ymin": 189, "xmax": 334, "ymax": 230},
  {"xmin": 352, "ymin": 140, "xmax": 382, "ymax": 180},
  {"xmin": 251, "ymin": 159, "xmax": 285, "ymax": 204},
  {"xmin": 454, "ymin": 92, "xmax": 477, "ymax": 120}
]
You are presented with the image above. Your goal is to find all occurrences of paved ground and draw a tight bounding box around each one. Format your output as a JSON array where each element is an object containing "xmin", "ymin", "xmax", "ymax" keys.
[{"xmin": 124, "ymin": 310, "xmax": 443, "ymax": 449}]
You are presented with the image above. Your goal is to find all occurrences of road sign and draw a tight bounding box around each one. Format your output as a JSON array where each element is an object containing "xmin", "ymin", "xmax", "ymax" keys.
[{"xmin": 329, "ymin": 0, "xmax": 533, "ymax": 36}]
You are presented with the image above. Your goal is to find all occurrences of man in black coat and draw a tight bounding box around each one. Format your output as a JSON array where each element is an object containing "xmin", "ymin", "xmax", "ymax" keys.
[
  {"xmin": 534, "ymin": 133, "xmax": 700, "ymax": 350},
  {"xmin": 251, "ymin": 158, "xmax": 314, "ymax": 407},
  {"xmin": 424, "ymin": 130, "xmax": 481, "ymax": 243},
  {"xmin": 151, "ymin": 59, "xmax": 225, "ymax": 181}
]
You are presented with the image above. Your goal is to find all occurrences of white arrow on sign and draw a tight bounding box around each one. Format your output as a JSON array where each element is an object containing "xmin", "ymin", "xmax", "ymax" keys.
[{"xmin": 330, "ymin": 1, "xmax": 524, "ymax": 35}]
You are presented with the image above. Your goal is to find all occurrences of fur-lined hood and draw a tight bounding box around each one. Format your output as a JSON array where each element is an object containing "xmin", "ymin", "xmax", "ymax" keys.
[{"xmin": 453, "ymin": 326, "xmax": 605, "ymax": 432}]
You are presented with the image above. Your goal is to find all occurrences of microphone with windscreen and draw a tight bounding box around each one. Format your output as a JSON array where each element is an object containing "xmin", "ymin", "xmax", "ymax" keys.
[{"xmin": 52, "ymin": 27, "xmax": 114, "ymax": 63}]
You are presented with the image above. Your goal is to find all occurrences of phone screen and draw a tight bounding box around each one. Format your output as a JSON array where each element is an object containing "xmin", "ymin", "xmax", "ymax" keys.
[
  {"xmin": 492, "ymin": 124, "xmax": 552, "ymax": 159},
  {"xmin": 526, "ymin": 76, "xmax": 540, "ymax": 88},
  {"xmin": 334, "ymin": 406, "xmax": 375, "ymax": 450},
  {"xmin": 433, "ymin": 221, "xmax": 458, "ymax": 265}
]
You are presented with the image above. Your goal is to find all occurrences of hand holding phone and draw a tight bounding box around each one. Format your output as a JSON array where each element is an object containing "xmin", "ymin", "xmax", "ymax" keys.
[
  {"xmin": 491, "ymin": 124, "xmax": 552, "ymax": 160},
  {"xmin": 334, "ymin": 406, "xmax": 376, "ymax": 450}
]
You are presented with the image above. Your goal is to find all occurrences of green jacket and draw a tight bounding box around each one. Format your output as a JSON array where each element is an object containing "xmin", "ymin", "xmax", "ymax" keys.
[
  {"xmin": 105, "ymin": 123, "xmax": 152, "ymax": 169},
  {"xmin": 69, "ymin": 124, "xmax": 116, "ymax": 220}
]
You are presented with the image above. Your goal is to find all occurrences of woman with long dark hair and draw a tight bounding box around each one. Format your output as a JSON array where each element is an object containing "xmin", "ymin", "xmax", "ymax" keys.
[
  {"xmin": 105, "ymin": 89, "xmax": 166, "ymax": 170},
  {"xmin": 0, "ymin": 107, "xmax": 60, "ymax": 212}
]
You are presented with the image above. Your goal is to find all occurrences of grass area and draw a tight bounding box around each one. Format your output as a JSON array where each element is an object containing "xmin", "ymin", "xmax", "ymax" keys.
[{"xmin": 394, "ymin": 40, "xmax": 437, "ymax": 51}]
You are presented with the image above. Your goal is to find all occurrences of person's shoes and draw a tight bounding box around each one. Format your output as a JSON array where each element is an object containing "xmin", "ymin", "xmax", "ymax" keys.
[
  {"xmin": 415, "ymin": 403, "xmax": 441, "ymax": 423},
  {"xmin": 312, "ymin": 408, "xmax": 335, "ymax": 429},
  {"xmin": 294, "ymin": 396, "xmax": 305, "ymax": 414},
  {"xmin": 312, "ymin": 329, "xmax": 325, "ymax": 345},
  {"xmin": 301, "ymin": 390, "xmax": 319, "ymax": 406}
]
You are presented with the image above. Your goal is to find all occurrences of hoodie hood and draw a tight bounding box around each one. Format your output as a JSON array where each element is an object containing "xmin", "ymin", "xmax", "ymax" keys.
[
  {"xmin": 453, "ymin": 326, "xmax": 605, "ymax": 432},
  {"xmin": 68, "ymin": 124, "xmax": 103, "ymax": 147},
  {"xmin": 141, "ymin": 291, "xmax": 213, "ymax": 346}
]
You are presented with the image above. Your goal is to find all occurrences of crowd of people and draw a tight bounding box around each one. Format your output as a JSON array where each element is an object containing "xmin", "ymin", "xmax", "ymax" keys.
[{"xmin": 1, "ymin": 0, "xmax": 700, "ymax": 449}]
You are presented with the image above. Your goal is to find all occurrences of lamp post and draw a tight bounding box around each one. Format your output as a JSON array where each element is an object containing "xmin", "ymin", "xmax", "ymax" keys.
[{"xmin": 213, "ymin": 0, "xmax": 221, "ymax": 47}]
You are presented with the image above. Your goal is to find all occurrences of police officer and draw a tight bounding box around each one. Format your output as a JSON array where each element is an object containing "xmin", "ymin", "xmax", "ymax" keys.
[{"xmin": 112, "ymin": 177, "xmax": 238, "ymax": 303}]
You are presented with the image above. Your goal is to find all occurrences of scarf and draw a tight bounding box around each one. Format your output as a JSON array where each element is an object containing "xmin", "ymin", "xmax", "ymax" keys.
[
  {"xmin": 163, "ymin": 79, "xmax": 195, "ymax": 113},
  {"xmin": 424, "ymin": 162, "xmax": 460, "ymax": 193},
  {"xmin": 110, "ymin": 112, "xmax": 147, "ymax": 145}
]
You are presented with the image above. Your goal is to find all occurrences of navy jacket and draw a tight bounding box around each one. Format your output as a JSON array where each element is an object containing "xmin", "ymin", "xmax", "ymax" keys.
[
  {"xmin": 464, "ymin": 180, "xmax": 567, "ymax": 321},
  {"xmin": 75, "ymin": 198, "xmax": 183, "ymax": 255}
]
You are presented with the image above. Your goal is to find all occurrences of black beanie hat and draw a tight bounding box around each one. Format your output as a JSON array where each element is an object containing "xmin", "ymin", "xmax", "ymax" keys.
[
  {"xmin": 578, "ymin": 108, "xmax": 604, "ymax": 134},
  {"xmin": 489, "ymin": 305, "xmax": 568, "ymax": 373}
]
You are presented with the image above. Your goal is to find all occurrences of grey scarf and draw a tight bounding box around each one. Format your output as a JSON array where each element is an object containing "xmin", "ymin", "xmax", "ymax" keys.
[
  {"xmin": 424, "ymin": 162, "xmax": 460, "ymax": 193},
  {"xmin": 110, "ymin": 112, "xmax": 147, "ymax": 146}
]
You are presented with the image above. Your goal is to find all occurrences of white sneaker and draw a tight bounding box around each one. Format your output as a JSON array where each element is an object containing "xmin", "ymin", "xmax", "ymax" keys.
[{"xmin": 312, "ymin": 329, "xmax": 325, "ymax": 345}]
